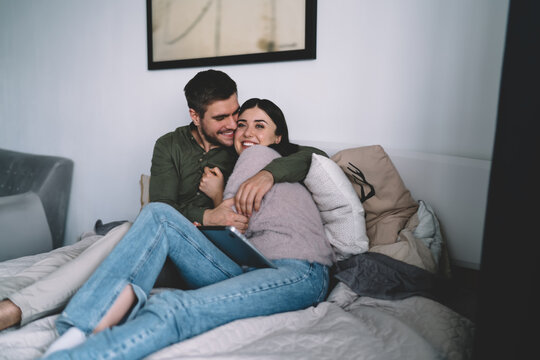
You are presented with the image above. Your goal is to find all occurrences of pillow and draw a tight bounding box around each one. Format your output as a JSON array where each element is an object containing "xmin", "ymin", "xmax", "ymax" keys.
[
  {"xmin": 331, "ymin": 145, "xmax": 418, "ymax": 247},
  {"xmin": 304, "ymin": 154, "xmax": 369, "ymax": 260},
  {"xmin": 140, "ymin": 174, "xmax": 150, "ymax": 210}
]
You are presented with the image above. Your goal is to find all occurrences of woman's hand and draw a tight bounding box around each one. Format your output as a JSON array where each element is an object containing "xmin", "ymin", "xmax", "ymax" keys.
[
  {"xmin": 203, "ymin": 198, "xmax": 249, "ymax": 232},
  {"xmin": 199, "ymin": 166, "xmax": 224, "ymax": 207}
]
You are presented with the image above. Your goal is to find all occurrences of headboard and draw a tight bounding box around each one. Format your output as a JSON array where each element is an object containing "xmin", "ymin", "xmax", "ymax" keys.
[{"xmin": 296, "ymin": 140, "xmax": 491, "ymax": 270}]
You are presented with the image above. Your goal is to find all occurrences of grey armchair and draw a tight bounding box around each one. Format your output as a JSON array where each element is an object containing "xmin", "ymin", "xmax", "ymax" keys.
[{"xmin": 0, "ymin": 148, "xmax": 74, "ymax": 261}]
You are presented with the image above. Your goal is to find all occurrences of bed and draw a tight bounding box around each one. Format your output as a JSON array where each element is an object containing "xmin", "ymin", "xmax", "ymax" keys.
[{"xmin": 0, "ymin": 143, "xmax": 489, "ymax": 360}]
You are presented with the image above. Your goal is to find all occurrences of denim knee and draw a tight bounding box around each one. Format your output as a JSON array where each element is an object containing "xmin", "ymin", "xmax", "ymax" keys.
[
  {"xmin": 136, "ymin": 291, "xmax": 182, "ymax": 332},
  {"xmin": 142, "ymin": 202, "xmax": 173, "ymax": 217},
  {"xmin": 142, "ymin": 202, "xmax": 192, "ymax": 227}
]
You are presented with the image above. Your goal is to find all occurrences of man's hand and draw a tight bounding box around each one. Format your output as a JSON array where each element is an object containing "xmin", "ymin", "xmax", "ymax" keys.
[
  {"xmin": 203, "ymin": 198, "xmax": 249, "ymax": 232},
  {"xmin": 234, "ymin": 170, "xmax": 274, "ymax": 217}
]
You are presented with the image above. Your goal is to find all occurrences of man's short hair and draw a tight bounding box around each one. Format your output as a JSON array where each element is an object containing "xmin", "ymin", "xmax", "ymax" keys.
[{"xmin": 184, "ymin": 69, "xmax": 237, "ymax": 117}]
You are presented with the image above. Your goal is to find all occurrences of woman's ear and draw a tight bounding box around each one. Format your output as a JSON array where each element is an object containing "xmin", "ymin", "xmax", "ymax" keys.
[
  {"xmin": 189, "ymin": 109, "xmax": 200, "ymax": 126},
  {"xmin": 275, "ymin": 135, "xmax": 282, "ymax": 144}
]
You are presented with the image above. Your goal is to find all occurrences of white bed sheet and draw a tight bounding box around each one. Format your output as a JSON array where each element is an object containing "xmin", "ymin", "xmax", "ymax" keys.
[
  {"xmin": 0, "ymin": 290, "xmax": 474, "ymax": 360},
  {"xmin": 0, "ymin": 243, "xmax": 473, "ymax": 360}
]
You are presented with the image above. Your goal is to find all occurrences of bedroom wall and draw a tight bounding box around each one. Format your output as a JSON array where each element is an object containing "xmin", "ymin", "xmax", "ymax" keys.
[{"xmin": 0, "ymin": 0, "xmax": 509, "ymax": 246}]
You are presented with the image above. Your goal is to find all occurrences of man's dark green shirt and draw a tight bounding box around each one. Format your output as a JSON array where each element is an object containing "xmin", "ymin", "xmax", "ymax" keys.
[{"xmin": 149, "ymin": 123, "xmax": 326, "ymax": 224}]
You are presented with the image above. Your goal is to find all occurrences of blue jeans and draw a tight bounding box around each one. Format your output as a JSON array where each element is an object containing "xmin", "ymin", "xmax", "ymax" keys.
[{"xmin": 49, "ymin": 202, "xmax": 329, "ymax": 359}]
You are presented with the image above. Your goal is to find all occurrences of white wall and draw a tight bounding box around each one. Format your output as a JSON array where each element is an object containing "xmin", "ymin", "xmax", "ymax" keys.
[{"xmin": 0, "ymin": 0, "xmax": 509, "ymax": 245}]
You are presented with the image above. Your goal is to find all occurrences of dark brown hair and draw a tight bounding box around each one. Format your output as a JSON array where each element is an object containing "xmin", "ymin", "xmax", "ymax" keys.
[
  {"xmin": 239, "ymin": 98, "xmax": 299, "ymax": 156},
  {"xmin": 184, "ymin": 69, "xmax": 237, "ymax": 117}
]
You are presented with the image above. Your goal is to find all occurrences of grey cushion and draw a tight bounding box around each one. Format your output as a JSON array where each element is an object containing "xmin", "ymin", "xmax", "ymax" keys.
[
  {"xmin": 0, "ymin": 148, "xmax": 73, "ymax": 255},
  {"xmin": 0, "ymin": 192, "xmax": 53, "ymax": 261}
]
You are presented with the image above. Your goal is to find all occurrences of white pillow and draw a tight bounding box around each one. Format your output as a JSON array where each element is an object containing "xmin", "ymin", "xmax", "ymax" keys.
[{"xmin": 304, "ymin": 154, "xmax": 369, "ymax": 260}]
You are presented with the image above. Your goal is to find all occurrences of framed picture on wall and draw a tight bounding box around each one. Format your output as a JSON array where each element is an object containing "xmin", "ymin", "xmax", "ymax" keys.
[{"xmin": 146, "ymin": 0, "xmax": 317, "ymax": 70}]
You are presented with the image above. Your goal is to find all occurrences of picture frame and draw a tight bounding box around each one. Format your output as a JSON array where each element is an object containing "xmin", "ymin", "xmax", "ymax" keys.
[{"xmin": 146, "ymin": 0, "xmax": 317, "ymax": 70}]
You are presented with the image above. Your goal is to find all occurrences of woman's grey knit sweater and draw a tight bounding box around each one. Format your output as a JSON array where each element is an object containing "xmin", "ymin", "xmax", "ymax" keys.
[{"xmin": 223, "ymin": 146, "xmax": 334, "ymax": 266}]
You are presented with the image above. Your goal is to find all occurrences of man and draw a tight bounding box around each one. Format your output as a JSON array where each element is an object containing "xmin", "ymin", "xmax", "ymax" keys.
[
  {"xmin": 0, "ymin": 69, "xmax": 323, "ymax": 331},
  {"xmin": 150, "ymin": 69, "xmax": 320, "ymax": 227}
]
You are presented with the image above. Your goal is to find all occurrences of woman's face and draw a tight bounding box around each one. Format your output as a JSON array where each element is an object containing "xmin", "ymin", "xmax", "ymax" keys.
[{"xmin": 234, "ymin": 106, "xmax": 282, "ymax": 155}]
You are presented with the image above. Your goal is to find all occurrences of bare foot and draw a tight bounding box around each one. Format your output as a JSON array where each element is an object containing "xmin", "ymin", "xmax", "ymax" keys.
[{"xmin": 0, "ymin": 299, "xmax": 22, "ymax": 331}]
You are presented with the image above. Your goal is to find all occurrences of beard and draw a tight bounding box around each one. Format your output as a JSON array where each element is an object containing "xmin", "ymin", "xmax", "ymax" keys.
[{"xmin": 200, "ymin": 121, "xmax": 232, "ymax": 147}]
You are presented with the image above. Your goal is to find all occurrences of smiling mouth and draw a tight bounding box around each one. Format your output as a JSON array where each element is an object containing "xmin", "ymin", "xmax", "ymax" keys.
[
  {"xmin": 219, "ymin": 130, "xmax": 234, "ymax": 138},
  {"xmin": 241, "ymin": 141, "xmax": 257, "ymax": 148}
]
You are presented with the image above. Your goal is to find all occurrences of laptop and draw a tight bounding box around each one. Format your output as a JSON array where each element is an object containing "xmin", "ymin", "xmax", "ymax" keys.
[{"xmin": 198, "ymin": 226, "xmax": 276, "ymax": 269}]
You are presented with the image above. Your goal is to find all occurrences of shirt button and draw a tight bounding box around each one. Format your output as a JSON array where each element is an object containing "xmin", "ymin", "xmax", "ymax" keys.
[
  {"xmin": 196, "ymin": 191, "xmax": 200, "ymax": 196},
  {"xmin": 198, "ymin": 158, "xmax": 202, "ymax": 162}
]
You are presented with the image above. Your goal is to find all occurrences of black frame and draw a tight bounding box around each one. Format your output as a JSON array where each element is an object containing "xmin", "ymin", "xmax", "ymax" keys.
[{"xmin": 146, "ymin": 0, "xmax": 317, "ymax": 70}]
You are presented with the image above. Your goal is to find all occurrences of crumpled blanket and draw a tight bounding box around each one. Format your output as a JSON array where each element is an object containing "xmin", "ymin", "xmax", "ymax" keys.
[
  {"xmin": 370, "ymin": 200, "xmax": 450, "ymax": 275},
  {"xmin": 0, "ymin": 234, "xmax": 103, "ymax": 299},
  {"xmin": 334, "ymin": 251, "xmax": 436, "ymax": 300}
]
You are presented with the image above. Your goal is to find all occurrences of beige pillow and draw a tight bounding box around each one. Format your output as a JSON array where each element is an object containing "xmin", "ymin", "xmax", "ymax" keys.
[
  {"xmin": 304, "ymin": 154, "xmax": 369, "ymax": 260},
  {"xmin": 331, "ymin": 145, "xmax": 418, "ymax": 247},
  {"xmin": 140, "ymin": 174, "xmax": 150, "ymax": 210}
]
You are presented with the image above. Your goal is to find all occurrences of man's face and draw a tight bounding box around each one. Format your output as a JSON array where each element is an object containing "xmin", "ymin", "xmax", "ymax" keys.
[{"xmin": 192, "ymin": 94, "xmax": 240, "ymax": 148}]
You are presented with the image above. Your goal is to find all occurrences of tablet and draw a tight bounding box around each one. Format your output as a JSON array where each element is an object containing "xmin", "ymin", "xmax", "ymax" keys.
[{"xmin": 199, "ymin": 226, "xmax": 276, "ymax": 269}]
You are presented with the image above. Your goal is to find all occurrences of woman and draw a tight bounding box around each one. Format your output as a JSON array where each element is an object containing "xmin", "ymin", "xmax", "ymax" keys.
[
  {"xmin": 199, "ymin": 97, "xmax": 302, "ymax": 207},
  {"xmin": 43, "ymin": 99, "xmax": 335, "ymax": 359}
]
